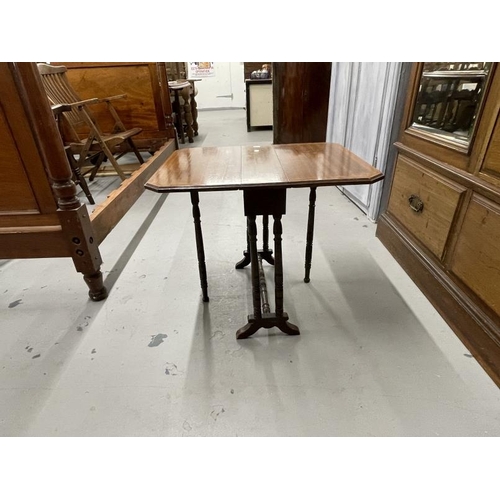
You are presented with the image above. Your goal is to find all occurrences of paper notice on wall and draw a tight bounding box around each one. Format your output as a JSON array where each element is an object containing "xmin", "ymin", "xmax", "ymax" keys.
[{"xmin": 188, "ymin": 62, "xmax": 215, "ymax": 78}]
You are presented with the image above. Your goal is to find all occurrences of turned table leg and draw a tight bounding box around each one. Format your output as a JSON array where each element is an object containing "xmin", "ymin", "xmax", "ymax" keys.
[
  {"xmin": 304, "ymin": 187, "xmax": 317, "ymax": 283},
  {"xmin": 235, "ymin": 216, "xmax": 262, "ymax": 339},
  {"xmin": 190, "ymin": 81, "xmax": 199, "ymax": 136},
  {"xmin": 248, "ymin": 215, "xmax": 262, "ymax": 320},
  {"xmin": 181, "ymin": 86, "xmax": 194, "ymax": 143},
  {"xmin": 262, "ymin": 215, "xmax": 275, "ymax": 264},
  {"xmin": 173, "ymin": 90, "xmax": 185, "ymax": 144},
  {"xmin": 190, "ymin": 191, "xmax": 209, "ymax": 302},
  {"xmin": 273, "ymin": 214, "xmax": 299, "ymax": 335}
]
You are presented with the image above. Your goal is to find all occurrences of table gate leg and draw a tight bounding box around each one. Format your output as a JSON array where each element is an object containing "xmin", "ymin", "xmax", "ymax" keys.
[
  {"xmin": 261, "ymin": 215, "xmax": 275, "ymax": 265},
  {"xmin": 236, "ymin": 215, "xmax": 261, "ymax": 339},
  {"xmin": 236, "ymin": 188, "xmax": 299, "ymax": 339},
  {"xmin": 304, "ymin": 187, "xmax": 317, "ymax": 283},
  {"xmin": 190, "ymin": 191, "xmax": 209, "ymax": 302},
  {"xmin": 248, "ymin": 215, "xmax": 262, "ymax": 320},
  {"xmin": 273, "ymin": 214, "xmax": 300, "ymax": 335}
]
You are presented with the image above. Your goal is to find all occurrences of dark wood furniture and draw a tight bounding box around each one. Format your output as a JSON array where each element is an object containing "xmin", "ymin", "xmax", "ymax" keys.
[
  {"xmin": 0, "ymin": 62, "xmax": 176, "ymax": 300},
  {"xmin": 38, "ymin": 64, "xmax": 145, "ymax": 181},
  {"xmin": 246, "ymin": 79, "xmax": 273, "ymax": 131},
  {"xmin": 145, "ymin": 143, "xmax": 383, "ymax": 339},
  {"xmin": 377, "ymin": 62, "xmax": 500, "ymax": 387},
  {"xmin": 272, "ymin": 63, "xmax": 332, "ymax": 144},
  {"xmin": 164, "ymin": 63, "xmax": 200, "ymax": 140},
  {"xmin": 169, "ymin": 80, "xmax": 194, "ymax": 144},
  {"xmin": 51, "ymin": 62, "xmax": 177, "ymax": 154},
  {"xmin": 187, "ymin": 79, "xmax": 200, "ymax": 138}
]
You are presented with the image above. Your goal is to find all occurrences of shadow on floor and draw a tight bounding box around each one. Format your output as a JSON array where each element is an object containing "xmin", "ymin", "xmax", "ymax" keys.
[{"xmin": 2, "ymin": 193, "xmax": 169, "ymax": 436}]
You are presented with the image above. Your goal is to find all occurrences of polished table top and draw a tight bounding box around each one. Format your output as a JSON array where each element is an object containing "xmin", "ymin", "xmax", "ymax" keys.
[
  {"xmin": 145, "ymin": 142, "xmax": 383, "ymax": 192},
  {"xmin": 145, "ymin": 142, "xmax": 384, "ymax": 338}
]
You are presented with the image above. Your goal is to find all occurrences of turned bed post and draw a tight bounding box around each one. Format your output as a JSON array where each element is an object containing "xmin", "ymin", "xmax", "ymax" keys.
[{"xmin": 13, "ymin": 63, "xmax": 107, "ymax": 300}]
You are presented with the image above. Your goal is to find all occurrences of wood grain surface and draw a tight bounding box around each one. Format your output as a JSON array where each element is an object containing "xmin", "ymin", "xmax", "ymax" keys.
[
  {"xmin": 145, "ymin": 143, "xmax": 383, "ymax": 192},
  {"xmin": 272, "ymin": 63, "xmax": 332, "ymax": 145},
  {"xmin": 52, "ymin": 62, "xmax": 176, "ymax": 149},
  {"xmin": 450, "ymin": 194, "xmax": 500, "ymax": 316},
  {"xmin": 387, "ymin": 155, "xmax": 466, "ymax": 259}
]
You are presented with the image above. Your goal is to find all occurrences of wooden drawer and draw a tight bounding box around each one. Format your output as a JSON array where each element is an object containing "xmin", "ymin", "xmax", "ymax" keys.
[
  {"xmin": 387, "ymin": 155, "xmax": 466, "ymax": 259},
  {"xmin": 450, "ymin": 195, "xmax": 500, "ymax": 316}
]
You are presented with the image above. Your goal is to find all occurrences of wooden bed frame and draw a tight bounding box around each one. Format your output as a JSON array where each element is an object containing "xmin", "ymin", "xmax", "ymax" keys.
[{"xmin": 0, "ymin": 62, "xmax": 176, "ymax": 300}]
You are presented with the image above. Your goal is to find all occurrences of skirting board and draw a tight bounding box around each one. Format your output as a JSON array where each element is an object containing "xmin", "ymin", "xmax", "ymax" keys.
[{"xmin": 376, "ymin": 213, "xmax": 500, "ymax": 388}]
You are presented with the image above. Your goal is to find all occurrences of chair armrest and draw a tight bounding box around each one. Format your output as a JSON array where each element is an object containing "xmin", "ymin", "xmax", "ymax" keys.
[
  {"xmin": 52, "ymin": 95, "xmax": 127, "ymax": 110},
  {"xmin": 63, "ymin": 98, "xmax": 101, "ymax": 108},
  {"xmin": 51, "ymin": 104, "xmax": 73, "ymax": 115},
  {"xmin": 97, "ymin": 94, "xmax": 127, "ymax": 103},
  {"xmin": 82, "ymin": 95, "xmax": 128, "ymax": 105},
  {"xmin": 62, "ymin": 95, "xmax": 125, "ymax": 107}
]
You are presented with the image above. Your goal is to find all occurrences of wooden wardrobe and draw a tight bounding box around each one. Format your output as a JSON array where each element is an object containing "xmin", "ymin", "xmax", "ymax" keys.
[
  {"xmin": 377, "ymin": 62, "xmax": 500, "ymax": 386},
  {"xmin": 272, "ymin": 62, "xmax": 332, "ymax": 144}
]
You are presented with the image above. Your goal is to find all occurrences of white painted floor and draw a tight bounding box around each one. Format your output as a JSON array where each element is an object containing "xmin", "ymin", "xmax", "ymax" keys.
[{"xmin": 1, "ymin": 109, "xmax": 499, "ymax": 436}]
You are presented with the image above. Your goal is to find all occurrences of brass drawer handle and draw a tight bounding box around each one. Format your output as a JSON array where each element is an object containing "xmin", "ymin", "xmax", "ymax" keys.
[{"xmin": 408, "ymin": 194, "xmax": 424, "ymax": 213}]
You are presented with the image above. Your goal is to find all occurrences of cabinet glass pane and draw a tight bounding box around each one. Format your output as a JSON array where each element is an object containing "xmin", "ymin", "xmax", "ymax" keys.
[{"xmin": 410, "ymin": 62, "xmax": 492, "ymax": 148}]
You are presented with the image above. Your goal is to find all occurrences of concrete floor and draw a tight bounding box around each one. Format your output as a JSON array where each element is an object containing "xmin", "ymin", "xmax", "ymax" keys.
[{"xmin": 1, "ymin": 109, "xmax": 499, "ymax": 436}]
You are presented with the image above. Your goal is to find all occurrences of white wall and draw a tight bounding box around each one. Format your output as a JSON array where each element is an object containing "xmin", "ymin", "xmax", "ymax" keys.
[{"xmin": 189, "ymin": 62, "xmax": 245, "ymax": 110}]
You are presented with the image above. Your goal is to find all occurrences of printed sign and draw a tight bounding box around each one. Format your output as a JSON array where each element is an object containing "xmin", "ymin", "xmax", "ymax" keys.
[{"xmin": 188, "ymin": 62, "xmax": 215, "ymax": 78}]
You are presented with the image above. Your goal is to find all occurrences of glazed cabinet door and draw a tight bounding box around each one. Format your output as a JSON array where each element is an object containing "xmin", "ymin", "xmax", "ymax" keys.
[{"xmin": 401, "ymin": 62, "xmax": 496, "ymax": 171}]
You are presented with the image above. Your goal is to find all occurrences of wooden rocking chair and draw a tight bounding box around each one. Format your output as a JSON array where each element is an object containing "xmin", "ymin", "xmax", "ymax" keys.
[{"xmin": 37, "ymin": 63, "xmax": 144, "ymax": 181}]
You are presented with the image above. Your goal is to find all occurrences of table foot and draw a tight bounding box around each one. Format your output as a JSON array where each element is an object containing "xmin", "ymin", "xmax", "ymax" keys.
[
  {"xmin": 235, "ymin": 249, "xmax": 274, "ymax": 269},
  {"xmin": 236, "ymin": 313, "xmax": 300, "ymax": 339},
  {"xmin": 235, "ymin": 251, "xmax": 251, "ymax": 269}
]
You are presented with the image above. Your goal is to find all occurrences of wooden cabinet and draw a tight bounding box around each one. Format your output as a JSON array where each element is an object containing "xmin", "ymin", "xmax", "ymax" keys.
[
  {"xmin": 272, "ymin": 62, "xmax": 332, "ymax": 144},
  {"xmin": 377, "ymin": 62, "xmax": 500, "ymax": 386},
  {"xmin": 246, "ymin": 79, "xmax": 273, "ymax": 131}
]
